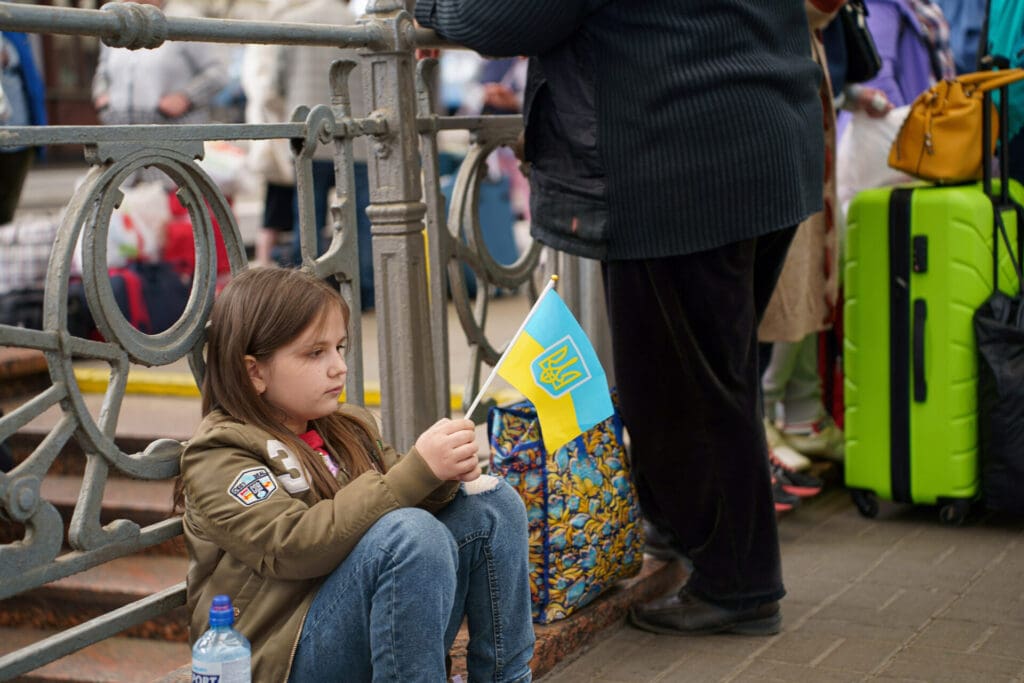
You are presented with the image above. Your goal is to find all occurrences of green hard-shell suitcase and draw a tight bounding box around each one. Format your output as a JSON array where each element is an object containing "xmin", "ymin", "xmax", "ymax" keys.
[{"xmin": 843, "ymin": 181, "xmax": 1022, "ymax": 523}]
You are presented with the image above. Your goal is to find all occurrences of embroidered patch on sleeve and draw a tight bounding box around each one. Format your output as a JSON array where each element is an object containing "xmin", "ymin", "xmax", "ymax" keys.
[{"xmin": 228, "ymin": 467, "xmax": 278, "ymax": 506}]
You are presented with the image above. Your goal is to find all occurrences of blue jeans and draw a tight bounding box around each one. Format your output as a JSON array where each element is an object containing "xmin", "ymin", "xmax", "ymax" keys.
[{"xmin": 288, "ymin": 479, "xmax": 534, "ymax": 683}]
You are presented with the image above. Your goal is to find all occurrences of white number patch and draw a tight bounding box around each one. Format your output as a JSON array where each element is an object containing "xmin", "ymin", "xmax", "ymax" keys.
[{"xmin": 266, "ymin": 439, "xmax": 311, "ymax": 494}]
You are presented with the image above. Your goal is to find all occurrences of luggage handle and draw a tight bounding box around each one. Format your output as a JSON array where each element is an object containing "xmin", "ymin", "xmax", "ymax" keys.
[
  {"xmin": 912, "ymin": 299, "xmax": 927, "ymax": 402},
  {"xmin": 980, "ymin": 55, "xmax": 1024, "ymax": 296},
  {"xmin": 992, "ymin": 208, "xmax": 1024, "ymax": 295},
  {"xmin": 980, "ymin": 56, "xmax": 1011, "ymax": 204}
]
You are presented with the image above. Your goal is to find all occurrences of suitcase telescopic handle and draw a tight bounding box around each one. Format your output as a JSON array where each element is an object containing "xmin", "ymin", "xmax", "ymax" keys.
[
  {"xmin": 979, "ymin": 55, "xmax": 1023, "ymax": 296},
  {"xmin": 980, "ymin": 55, "xmax": 1011, "ymax": 204}
]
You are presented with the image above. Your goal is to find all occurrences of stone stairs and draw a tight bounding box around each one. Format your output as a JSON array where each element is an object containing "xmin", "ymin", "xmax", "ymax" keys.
[
  {"xmin": 0, "ymin": 349, "xmax": 684, "ymax": 682},
  {"xmin": 1, "ymin": 446, "xmax": 682, "ymax": 682},
  {"xmin": 0, "ymin": 395, "xmax": 193, "ymax": 682}
]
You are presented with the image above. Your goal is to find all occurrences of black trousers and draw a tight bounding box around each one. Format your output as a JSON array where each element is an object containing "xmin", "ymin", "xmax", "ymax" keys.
[{"xmin": 603, "ymin": 226, "xmax": 796, "ymax": 607}]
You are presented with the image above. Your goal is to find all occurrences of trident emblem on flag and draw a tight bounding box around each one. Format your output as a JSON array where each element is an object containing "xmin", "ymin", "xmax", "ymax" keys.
[{"xmin": 532, "ymin": 336, "xmax": 592, "ymax": 398}]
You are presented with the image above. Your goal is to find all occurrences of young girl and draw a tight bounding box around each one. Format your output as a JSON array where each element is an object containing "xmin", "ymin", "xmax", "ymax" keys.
[{"xmin": 179, "ymin": 267, "xmax": 534, "ymax": 682}]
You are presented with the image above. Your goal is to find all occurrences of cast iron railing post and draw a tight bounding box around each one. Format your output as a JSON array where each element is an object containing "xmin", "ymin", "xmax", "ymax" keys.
[{"xmin": 359, "ymin": 0, "xmax": 436, "ymax": 450}]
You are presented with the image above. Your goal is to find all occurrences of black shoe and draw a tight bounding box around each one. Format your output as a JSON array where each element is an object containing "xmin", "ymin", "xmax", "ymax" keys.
[
  {"xmin": 629, "ymin": 586, "xmax": 781, "ymax": 636},
  {"xmin": 642, "ymin": 519, "xmax": 687, "ymax": 562},
  {"xmin": 772, "ymin": 475, "xmax": 800, "ymax": 513},
  {"xmin": 770, "ymin": 455, "xmax": 823, "ymax": 498},
  {"xmin": 642, "ymin": 520, "xmax": 695, "ymax": 572}
]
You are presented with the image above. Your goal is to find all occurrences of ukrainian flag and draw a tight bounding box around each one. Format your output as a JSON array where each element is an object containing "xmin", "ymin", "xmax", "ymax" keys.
[{"xmin": 497, "ymin": 284, "xmax": 614, "ymax": 453}]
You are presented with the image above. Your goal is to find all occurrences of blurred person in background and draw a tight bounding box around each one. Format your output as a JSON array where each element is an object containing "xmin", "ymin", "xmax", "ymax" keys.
[
  {"xmin": 277, "ymin": 0, "xmax": 368, "ymax": 295},
  {"xmin": 92, "ymin": 0, "xmax": 227, "ymax": 129},
  {"xmin": 933, "ymin": 0, "xmax": 985, "ymax": 74},
  {"xmin": 852, "ymin": 0, "xmax": 956, "ymax": 111},
  {"xmin": 758, "ymin": 2, "xmax": 849, "ymax": 511},
  {"xmin": 1, "ymin": 31, "xmax": 47, "ymax": 225},
  {"xmin": 242, "ymin": 0, "xmax": 295, "ymax": 268}
]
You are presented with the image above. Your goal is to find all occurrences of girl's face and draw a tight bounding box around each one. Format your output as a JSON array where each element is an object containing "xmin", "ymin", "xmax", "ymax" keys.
[{"xmin": 246, "ymin": 305, "xmax": 348, "ymax": 434}]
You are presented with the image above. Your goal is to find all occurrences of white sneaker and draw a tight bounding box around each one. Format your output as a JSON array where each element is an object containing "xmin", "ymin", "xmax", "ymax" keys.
[
  {"xmin": 764, "ymin": 418, "xmax": 812, "ymax": 471},
  {"xmin": 782, "ymin": 416, "xmax": 844, "ymax": 461}
]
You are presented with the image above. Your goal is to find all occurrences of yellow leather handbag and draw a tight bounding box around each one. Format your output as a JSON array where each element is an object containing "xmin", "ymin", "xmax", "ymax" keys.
[{"xmin": 888, "ymin": 69, "xmax": 1024, "ymax": 184}]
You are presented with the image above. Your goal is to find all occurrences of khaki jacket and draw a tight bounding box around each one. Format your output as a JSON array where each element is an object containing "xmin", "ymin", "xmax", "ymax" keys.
[
  {"xmin": 759, "ymin": 17, "xmax": 841, "ymax": 342},
  {"xmin": 181, "ymin": 405, "xmax": 458, "ymax": 682}
]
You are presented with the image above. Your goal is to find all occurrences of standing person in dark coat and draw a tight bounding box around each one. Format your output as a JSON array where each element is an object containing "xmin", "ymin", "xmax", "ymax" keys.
[
  {"xmin": 0, "ymin": 31, "xmax": 47, "ymax": 225},
  {"xmin": 415, "ymin": 0, "xmax": 824, "ymax": 634}
]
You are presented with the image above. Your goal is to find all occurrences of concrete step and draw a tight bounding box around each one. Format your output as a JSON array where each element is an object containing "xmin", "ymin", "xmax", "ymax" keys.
[
  {"xmin": 4, "ymin": 432, "xmax": 167, "ymax": 478},
  {"xmin": 0, "ymin": 476, "xmax": 189, "ymax": 681},
  {"xmin": 4, "ymin": 545, "xmax": 685, "ymax": 681},
  {"xmin": 0, "ymin": 475, "xmax": 182, "ymax": 555},
  {"xmin": 153, "ymin": 556, "xmax": 686, "ymax": 683},
  {"xmin": 0, "ymin": 350, "xmax": 203, "ymax": 469},
  {"xmin": 0, "ymin": 627, "xmax": 189, "ymax": 683},
  {"xmin": 0, "ymin": 347, "xmax": 49, "ymax": 402},
  {"xmin": 0, "ymin": 554, "xmax": 189, "ymax": 642},
  {"xmin": 39, "ymin": 475, "xmax": 177, "ymax": 529}
]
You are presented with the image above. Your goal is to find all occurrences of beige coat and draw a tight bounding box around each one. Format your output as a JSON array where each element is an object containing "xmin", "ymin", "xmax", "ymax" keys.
[
  {"xmin": 242, "ymin": 0, "xmax": 367, "ymax": 184},
  {"xmin": 759, "ymin": 11, "xmax": 841, "ymax": 342}
]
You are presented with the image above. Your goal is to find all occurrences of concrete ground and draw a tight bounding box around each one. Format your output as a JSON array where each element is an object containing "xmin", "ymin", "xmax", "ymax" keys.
[{"xmin": 548, "ymin": 490, "xmax": 1024, "ymax": 683}]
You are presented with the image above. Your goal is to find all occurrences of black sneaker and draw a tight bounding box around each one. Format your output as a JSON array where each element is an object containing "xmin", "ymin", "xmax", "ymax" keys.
[
  {"xmin": 772, "ymin": 475, "xmax": 800, "ymax": 513},
  {"xmin": 770, "ymin": 451, "xmax": 823, "ymax": 498}
]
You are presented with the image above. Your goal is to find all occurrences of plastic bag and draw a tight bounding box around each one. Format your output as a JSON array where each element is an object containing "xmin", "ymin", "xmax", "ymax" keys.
[
  {"xmin": 199, "ymin": 140, "xmax": 252, "ymax": 197},
  {"xmin": 837, "ymin": 106, "xmax": 915, "ymax": 213},
  {"xmin": 974, "ymin": 290, "xmax": 1024, "ymax": 515},
  {"xmin": 71, "ymin": 182, "xmax": 169, "ymax": 273},
  {"xmin": 488, "ymin": 394, "xmax": 643, "ymax": 624}
]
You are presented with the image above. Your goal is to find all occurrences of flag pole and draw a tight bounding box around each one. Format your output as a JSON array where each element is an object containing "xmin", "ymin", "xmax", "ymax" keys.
[{"xmin": 464, "ymin": 274, "xmax": 559, "ymax": 421}]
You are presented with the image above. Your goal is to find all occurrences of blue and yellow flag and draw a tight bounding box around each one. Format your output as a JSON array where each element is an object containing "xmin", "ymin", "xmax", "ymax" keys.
[{"xmin": 497, "ymin": 286, "xmax": 614, "ymax": 453}]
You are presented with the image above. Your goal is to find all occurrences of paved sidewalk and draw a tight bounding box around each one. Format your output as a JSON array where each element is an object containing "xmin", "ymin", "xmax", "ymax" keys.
[{"xmin": 546, "ymin": 486, "xmax": 1024, "ymax": 682}]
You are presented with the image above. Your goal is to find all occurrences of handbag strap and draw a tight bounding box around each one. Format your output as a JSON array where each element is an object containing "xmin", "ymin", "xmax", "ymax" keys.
[{"xmin": 958, "ymin": 68, "xmax": 1024, "ymax": 93}]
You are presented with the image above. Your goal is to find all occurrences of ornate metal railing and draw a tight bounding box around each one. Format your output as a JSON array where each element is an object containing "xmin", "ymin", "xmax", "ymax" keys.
[{"xmin": 0, "ymin": 0, "xmax": 607, "ymax": 677}]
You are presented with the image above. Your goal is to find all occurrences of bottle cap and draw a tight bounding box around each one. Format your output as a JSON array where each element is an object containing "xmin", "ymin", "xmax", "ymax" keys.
[{"xmin": 209, "ymin": 594, "xmax": 234, "ymax": 627}]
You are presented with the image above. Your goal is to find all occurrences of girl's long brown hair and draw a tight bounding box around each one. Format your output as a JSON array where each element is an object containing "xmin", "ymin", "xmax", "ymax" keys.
[{"xmin": 177, "ymin": 268, "xmax": 378, "ymax": 507}]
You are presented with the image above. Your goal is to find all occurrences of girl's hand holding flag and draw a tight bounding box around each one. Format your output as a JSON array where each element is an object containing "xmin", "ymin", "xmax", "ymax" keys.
[{"xmin": 415, "ymin": 417, "xmax": 482, "ymax": 482}]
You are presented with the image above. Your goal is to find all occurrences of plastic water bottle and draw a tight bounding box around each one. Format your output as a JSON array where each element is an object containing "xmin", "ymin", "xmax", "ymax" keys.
[{"xmin": 191, "ymin": 594, "xmax": 252, "ymax": 683}]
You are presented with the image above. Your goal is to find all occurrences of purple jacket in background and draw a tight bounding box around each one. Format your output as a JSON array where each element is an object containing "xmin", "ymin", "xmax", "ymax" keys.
[{"xmin": 863, "ymin": 0, "xmax": 937, "ymax": 107}]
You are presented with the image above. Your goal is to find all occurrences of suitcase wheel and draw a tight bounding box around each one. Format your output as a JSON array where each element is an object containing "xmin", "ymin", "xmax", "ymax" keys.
[
  {"xmin": 938, "ymin": 499, "xmax": 971, "ymax": 526},
  {"xmin": 850, "ymin": 489, "xmax": 878, "ymax": 518}
]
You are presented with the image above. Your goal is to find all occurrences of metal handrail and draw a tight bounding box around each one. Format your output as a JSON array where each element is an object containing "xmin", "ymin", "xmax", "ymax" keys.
[{"xmin": 0, "ymin": 1, "xmax": 603, "ymax": 676}]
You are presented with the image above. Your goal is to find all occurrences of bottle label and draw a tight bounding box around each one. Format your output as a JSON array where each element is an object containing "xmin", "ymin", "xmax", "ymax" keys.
[{"xmin": 191, "ymin": 658, "xmax": 251, "ymax": 683}]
